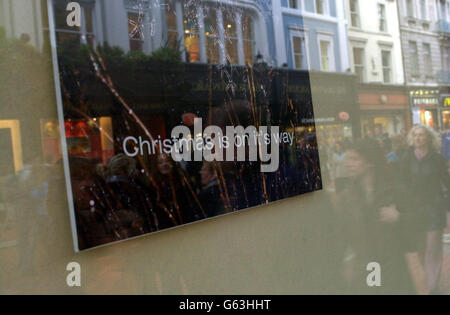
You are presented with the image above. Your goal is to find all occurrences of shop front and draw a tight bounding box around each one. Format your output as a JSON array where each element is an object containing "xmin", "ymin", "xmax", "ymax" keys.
[
  {"xmin": 440, "ymin": 93, "xmax": 450, "ymax": 131},
  {"xmin": 300, "ymin": 72, "xmax": 360, "ymax": 146},
  {"xmin": 358, "ymin": 84, "xmax": 409, "ymax": 138},
  {"xmin": 409, "ymin": 88, "xmax": 440, "ymax": 130}
]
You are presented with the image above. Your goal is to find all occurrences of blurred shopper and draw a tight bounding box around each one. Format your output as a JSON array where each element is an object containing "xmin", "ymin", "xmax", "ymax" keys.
[
  {"xmin": 105, "ymin": 154, "xmax": 149, "ymax": 236},
  {"xmin": 400, "ymin": 125, "xmax": 450, "ymax": 294},
  {"xmin": 386, "ymin": 134, "xmax": 408, "ymax": 164},
  {"xmin": 330, "ymin": 142, "xmax": 350, "ymax": 192},
  {"xmin": 374, "ymin": 124, "xmax": 389, "ymax": 142},
  {"xmin": 339, "ymin": 138, "xmax": 416, "ymax": 294},
  {"xmin": 443, "ymin": 130, "xmax": 450, "ymax": 162},
  {"xmin": 198, "ymin": 161, "xmax": 225, "ymax": 218},
  {"xmin": 154, "ymin": 154, "xmax": 205, "ymax": 225},
  {"xmin": 4, "ymin": 157, "xmax": 50, "ymax": 275}
]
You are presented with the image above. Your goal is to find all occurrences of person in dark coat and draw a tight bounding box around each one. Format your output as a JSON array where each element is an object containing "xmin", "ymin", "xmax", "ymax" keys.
[
  {"xmin": 198, "ymin": 161, "xmax": 225, "ymax": 218},
  {"xmin": 153, "ymin": 154, "xmax": 205, "ymax": 226},
  {"xmin": 399, "ymin": 125, "xmax": 450, "ymax": 294},
  {"xmin": 338, "ymin": 138, "xmax": 416, "ymax": 294}
]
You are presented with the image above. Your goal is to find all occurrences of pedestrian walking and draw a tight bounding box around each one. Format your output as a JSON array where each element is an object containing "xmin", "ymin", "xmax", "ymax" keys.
[
  {"xmin": 400, "ymin": 125, "xmax": 450, "ymax": 294},
  {"xmin": 338, "ymin": 138, "xmax": 416, "ymax": 294}
]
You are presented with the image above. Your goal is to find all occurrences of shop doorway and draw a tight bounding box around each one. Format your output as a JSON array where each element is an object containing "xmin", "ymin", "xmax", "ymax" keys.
[
  {"xmin": 441, "ymin": 110, "xmax": 450, "ymax": 130},
  {"xmin": 0, "ymin": 120, "xmax": 23, "ymax": 175},
  {"xmin": 0, "ymin": 129, "xmax": 14, "ymax": 177},
  {"xmin": 412, "ymin": 108, "xmax": 438, "ymax": 129}
]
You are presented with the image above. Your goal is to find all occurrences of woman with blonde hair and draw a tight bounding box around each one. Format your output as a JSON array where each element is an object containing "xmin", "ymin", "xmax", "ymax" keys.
[{"xmin": 400, "ymin": 125, "xmax": 450, "ymax": 294}]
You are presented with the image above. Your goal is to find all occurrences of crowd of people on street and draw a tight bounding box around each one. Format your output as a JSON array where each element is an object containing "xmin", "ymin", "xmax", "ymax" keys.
[
  {"xmin": 323, "ymin": 125, "xmax": 450, "ymax": 294},
  {"xmin": 1, "ymin": 123, "xmax": 449, "ymax": 293}
]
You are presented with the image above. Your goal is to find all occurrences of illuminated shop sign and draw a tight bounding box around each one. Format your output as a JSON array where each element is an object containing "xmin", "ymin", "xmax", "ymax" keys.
[
  {"xmin": 443, "ymin": 97, "xmax": 450, "ymax": 108},
  {"xmin": 409, "ymin": 89, "xmax": 440, "ymax": 107}
]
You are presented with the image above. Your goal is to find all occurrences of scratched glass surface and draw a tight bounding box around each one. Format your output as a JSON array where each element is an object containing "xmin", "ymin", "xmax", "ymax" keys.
[{"xmin": 46, "ymin": 0, "xmax": 322, "ymax": 251}]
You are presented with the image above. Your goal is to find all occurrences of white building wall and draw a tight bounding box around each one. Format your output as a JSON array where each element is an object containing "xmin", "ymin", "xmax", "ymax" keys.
[
  {"xmin": 397, "ymin": 0, "xmax": 444, "ymax": 86},
  {"xmin": 0, "ymin": 0, "xmax": 44, "ymax": 50},
  {"xmin": 101, "ymin": 0, "xmax": 131, "ymax": 52},
  {"xmin": 273, "ymin": 0, "xmax": 350, "ymax": 71},
  {"xmin": 336, "ymin": 0, "xmax": 350, "ymax": 72},
  {"xmin": 346, "ymin": 0, "xmax": 405, "ymax": 84}
]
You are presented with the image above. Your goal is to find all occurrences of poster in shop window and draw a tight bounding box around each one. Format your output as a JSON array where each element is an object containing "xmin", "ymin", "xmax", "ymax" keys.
[{"xmin": 48, "ymin": 0, "xmax": 322, "ymax": 251}]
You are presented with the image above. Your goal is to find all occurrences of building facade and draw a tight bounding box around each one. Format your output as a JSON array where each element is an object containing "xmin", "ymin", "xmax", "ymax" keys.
[
  {"xmin": 436, "ymin": 0, "xmax": 450, "ymax": 130},
  {"xmin": 0, "ymin": 0, "xmax": 277, "ymax": 65},
  {"xmin": 0, "ymin": 0, "xmax": 48, "ymax": 50},
  {"xmin": 47, "ymin": 0, "xmax": 276, "ymax": 66},
  {"xmin": 272, "ymin": 0, "xmax": 349, "ymax": 72},
  {"xmin": 397, "ymin": 0, "xmax": 450, "ymax": 130},
  {"xmin": 345, "ymin": 0, "xmax": 409, "ymax": 137},
  {"xmin": 271, "ymin": 0, "xmax": 358, "ymax": 143}
]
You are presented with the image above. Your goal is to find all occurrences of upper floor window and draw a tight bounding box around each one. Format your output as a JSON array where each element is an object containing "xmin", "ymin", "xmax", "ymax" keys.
[
  {"xmin": 441, "ymin": 0, "xmax": 450, "ymax": 21},
  {"xmin": 289, "ymin": 0, "xmax": 299, "ymax": 9},
  {"xmin": 448, "ymin": 1, "xmax": 450, "ymax": 21},
  {"xmin": 353, "ymin": 47, "xmax": 365, "ymax": 82},
  {"xmin": 437, "ymin": 0, "xmax": 447, "ymax": 20},
  {"xmin": 40, "ymin": 0, "xmax": 51, "ymax": 52},
  {"xmin": 378, "ymin": 4, "xmax": 387, "ymax": 32},
  {"xmin": 423, "ymin": 43, "xmax": 432, "ymax": 73},
  {"xmin": 242, "ymin": 14, "xmax": 256, "ymax": 65},
  {"xmin": 53, "ymin": 1, "xmax": 95, "ymax": 49},
  {"xmin": 318, "ymin": 34, "xmax": 335, "ymax": 71},
  {"xmin": 223, "ymin": 10, "xmax": 239, "ymax": 65},
  {"xmin": 128, "ymin": 12, "xmax": 144, "ymax": 52},
  {"xmin": 350, "ymin": 0, "xmax": 361, "ymax": 28},
  {"xmin": 381, "ymin": 50, "xmax": 392, "ymax": 83},
  {"xmin": 165, "ymin": 2, "xmax": 259, "ymax": 66},
  {"xmin": 441, "ymin": 45, "xmax": 449, "ymax": 72},
  {"xmin": 315, "ymin": 0, "xmax": 329, "ymax": 15},
  {"xmin": 204, "ymin": 7, "xmax": 220, "ymax": 64},
  {"xmin": 406, "ymin": 0, "xmax": 415, "ymax": 18},
  {"xmin": 409, "ymin": 41, "xmax": 420, "ymax": 77},
  {"xmin": 183, "ymin": 3, "xmax": 201, "ymax": 63},
  {"xmin": 290, "ymin": 30, "xmax": 308, "ymax": 70},
  {"xmin": 419, "ymin": 0, "xmax": 427, "ymax": 20},
  {"xmin": 165, "ymin": 0, "xmax": 178, "ymax": 49}
]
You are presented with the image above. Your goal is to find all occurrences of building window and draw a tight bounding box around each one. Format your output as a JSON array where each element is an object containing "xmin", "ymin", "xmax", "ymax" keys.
[
  {"xmin": 318, "ymin": 35, "xmax": 335, "ymax": 71},
  {"xmin": 315, "ymin": 0, "xmax": 328, "ymax": 15},
  {"xmin": 442, "ymin": 45, "xmax": 450, "ymax": 72},
  {"xmin": 223, "ymin": 10, "xmax": 239, "ymax": 65},
  {"xmin": 437, "ymin": 0, "xmax": 448, "ymax": 20},
  {"xmin": 419, "ymin": 0, "xmax": 427, "ymax": 20},
  {"xmin": 423, "ymin": 43, "xmax": 432, "ymax": 73},
  {"xmin": 53, "ymin": 1, "xmax": 95, "ymax": 49},
  {"xmin": 378, "ymin": 4, "xmax": 387, "ymax": 32},
  {"xmin": 40, "ymin": 0, "xmax": 51, "ymax": 52},
  {"xmin": 183, "ymin": 4, "xmax": 200, "ymax": 63},
  {"xmin": 128, "ymin": 12, "xmax": 144, "ymax": 52},
  {"xmin": 289, "ymin": 0, "xmax": 299, "ymax": 9},
  {"xmin": 291, "ymin": 31, "xmax": 308, "ymax": 69},
  {"xmin": 165, "ymin": 0, "xmax": 178, "ymax": 49},
  {"xmin": 446, "ymin": 1, "xmax": 450, "ymax": 22},
  {"xmin": 406, "ymin": 0, "xmax": 415, "ymax": 18},
  {"xmin": 350, "ymin": 0, "xmax": 361, "ymax": 28},
  {"xmin": 165, "ymin": 3, "xmax": 260, "ymax": 66},
  {"xmin": 353, "ymin": 47, "xmax": 365, "ymax": 82},
  {"xmin": 409, "ymin": 41, "xmax": 420, "ymax": 77},
  {"xmin": 381, "ymin": 50, "xmax": 392, "ymax": 83},
  {"xmin": 242, "ymin": 14, "xmax": 256, "ymax": 65},
  {"xmin": 204, "ymin": 7, "xmax": 220, "ymax": 64}
]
